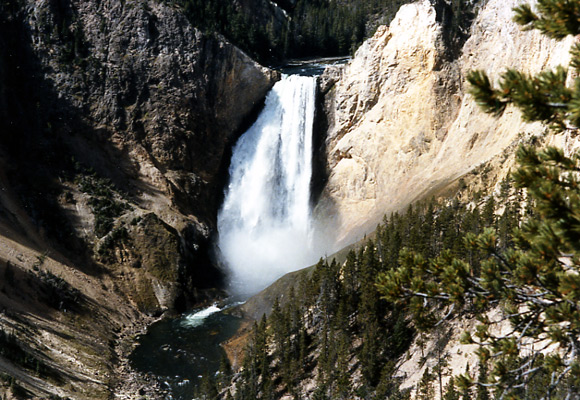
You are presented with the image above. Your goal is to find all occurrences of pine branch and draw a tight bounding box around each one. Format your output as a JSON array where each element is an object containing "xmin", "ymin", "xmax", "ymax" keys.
[
  {"xmin": 513, "ymin": 4, "xmax": 539, "ymax": 29},
  {"xmin": 514, "ymin": 0, "xmax": 580, "ymax": 39},
  {"xmin": 467, "ymin": 70, "xmax": 507, "ymax": 116}
]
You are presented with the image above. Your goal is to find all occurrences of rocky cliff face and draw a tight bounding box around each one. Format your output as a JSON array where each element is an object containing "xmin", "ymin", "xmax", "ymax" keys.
[
  {"xmin": 316, "ymin": 0, "xmax": 575, "ymax": 248},
  {"xmin": 0, "ymin": 0, "xmax": 278, "ymax": 311},
  {"xmin": 0, "ymin": 0, "xmax": 277, "ymax": 397}
]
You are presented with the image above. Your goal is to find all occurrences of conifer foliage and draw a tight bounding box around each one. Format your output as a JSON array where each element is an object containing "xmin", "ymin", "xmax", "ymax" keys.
[
  {"xmin": 164, "ymin": 0, "xmax": 411, "ymax": 64},
  {"xmin": 468, "ymin": 0, "xmax": 580, "ymax": 132},
  {"xmin": 212, "ymin": 191, "xmax": 523, "ymax": 399},
  {"xmin": 380, "ymin": 1, "xmax": 580, "ymax": 398},
  {"xmin": 164, "ymin": 0, "xmax": 481, "ymax": 65}
]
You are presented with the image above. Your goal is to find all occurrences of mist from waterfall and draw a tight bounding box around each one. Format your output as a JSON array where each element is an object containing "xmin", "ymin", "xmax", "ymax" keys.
[{"xmin": 217, "ymin": 74, "xmax": 322, "ymax": 296}]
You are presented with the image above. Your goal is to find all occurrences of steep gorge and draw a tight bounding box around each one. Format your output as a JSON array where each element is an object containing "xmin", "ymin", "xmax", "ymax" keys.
[
  {"xmin": 0, "ymin": 0, "xmax": 281, "ymax": 311},
  {"xmin": 225, "ymin": 0, "xmax": 580, "ymax": 398},
  {"xmin": 1, "ymin": 0, "xmax": 579, "ymax": 398},
  {"xmin": 0, "ymin": 0, "xmax": 278, "ymax": 398}
]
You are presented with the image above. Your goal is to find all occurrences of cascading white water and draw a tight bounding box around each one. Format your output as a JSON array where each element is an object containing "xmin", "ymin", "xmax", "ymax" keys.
[{"xmin": 217, "ymin": 74, "xmax": 320, "ymax": 296}]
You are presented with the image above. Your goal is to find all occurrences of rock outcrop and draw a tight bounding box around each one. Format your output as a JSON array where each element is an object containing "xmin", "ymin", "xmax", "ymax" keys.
[
  {"xmin": 0, "ymin": 0, "xmax": 279, "ymax": 309},
  {"xmin": 316, "ymin": 0, "xmax": 575, "ymax": 247},
  {"xmin": 0, "ymin": 0, "xmax": 278, "ymax": 397}
]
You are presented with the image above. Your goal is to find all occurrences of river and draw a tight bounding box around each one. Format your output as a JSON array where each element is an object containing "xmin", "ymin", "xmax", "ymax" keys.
[{"xmin": 129, "ymin": 304, "xmax": 241, "ymax": 399}]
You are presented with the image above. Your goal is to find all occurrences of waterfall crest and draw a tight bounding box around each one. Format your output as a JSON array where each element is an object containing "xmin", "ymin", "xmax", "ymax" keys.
[{"xmin": 217, "ymin": 75, "xmax": 319, "ymax": 296}]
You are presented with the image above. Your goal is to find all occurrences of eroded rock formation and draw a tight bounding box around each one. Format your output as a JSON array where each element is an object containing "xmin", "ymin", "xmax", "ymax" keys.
[
  {"xmin": 0, "ymin": 0, "xmax": 278, "ymax": 397},
  {"xmin": 316, "ymin": 0, "xmax": 575, "ymax": 248}
]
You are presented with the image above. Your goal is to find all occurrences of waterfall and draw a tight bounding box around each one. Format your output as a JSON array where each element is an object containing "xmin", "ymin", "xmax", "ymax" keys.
[{"xmin": 217, "ymin": 74, "xmax": 319, "ymax": 296}]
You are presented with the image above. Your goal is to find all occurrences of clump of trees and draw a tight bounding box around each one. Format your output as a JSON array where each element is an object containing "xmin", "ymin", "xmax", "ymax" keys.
[
  {"xmin": 204, "ymin": 183, "xmax": 527, "ymax": 399},
  {"xmin": 379, "ymin": 1, "xmax": 580, "ymax": 399},
  {"xmin": 37, "ymin": 269, "xmax": 82, "ymax": 311},
  {"xmin": 165, "ymin": 0, "xmax": 440, "ymax": 64},
  {"xmin": 77, "ymin": 172, "xmax": 130, "ymax": 239}
]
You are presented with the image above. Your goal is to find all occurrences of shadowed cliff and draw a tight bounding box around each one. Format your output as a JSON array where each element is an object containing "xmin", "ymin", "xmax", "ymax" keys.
[{"xmin": 0, "ymin": 0, "xmax": 278, "ymax": 397}]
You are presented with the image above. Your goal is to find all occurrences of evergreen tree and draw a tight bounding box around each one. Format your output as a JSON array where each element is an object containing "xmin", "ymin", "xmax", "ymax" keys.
[
  {"xmin": 358, "ymin": 241, "xmax": 381, "ymax": 328},
  {"xmin": 168, "ymin": 0, "xmax": 425, "ymax": 64},
  {"xmin": 417, "ymin": 367, "xmax": 435, "ymax": 400},
  {"xmin": 460, "ymin": 365, "xmax": 473, "ymax": 400},
  {"xmin": 444, "ymin": 376, "xmax": 460, "ymax": 400},
  {"xmin": 311, "ymin": 384, "xmax": 329, "ymax": 400},
  {"xmin": 475, "ymin": 361, "xmax": 490, "ymax": 400},
  {"xmin": 342, "ymin": 250, "xmax": 359, "ymax": 311},
  {"xmin": 468, "ymin": 0, "xmax": 580, "ymax": 132},
  {"xmin": 375, "ymin": 361, "xmax": 400, "ymax": 399},
  {"xmin": 422, "ymin": 200, "xmax": 436, "ymax": 258},
  {"xmin": 317, "ymin": 329, "xmax": 331, "ymax": 386},
  {"xmin": 218, "ymin": 352, "xmax": 232, "ymax": 389},
  {"xmin": 433, "ymin": 333, "xmax": 450, "ymax": 400},
  {"xmin": 360, "ymin": 317, "xmax": 382, "ymax": 387},
  {"xmin": 333, "ymin": 330, "xmax": 351, "ymax": 400},
  {"xmin": 199, "ymin": 373, "xmax": 218, "ymax": 400},
  {"xmin": 379, "ymin": 2, "xmax": 580, "ymax": 399}
]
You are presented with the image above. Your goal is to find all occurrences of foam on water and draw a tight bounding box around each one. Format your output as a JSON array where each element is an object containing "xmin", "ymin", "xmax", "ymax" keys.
[{"xmin": 181, "ymin": 304, "xmax": 222, "ymax": 328}]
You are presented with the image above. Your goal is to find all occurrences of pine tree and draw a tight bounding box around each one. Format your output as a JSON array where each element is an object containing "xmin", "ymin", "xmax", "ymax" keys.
[
  {"xmin": 375, "ymin": 361, "xmax": 401, "ymax": 399},
  {"xmin": 270, "ymin": 298, "xmax": 286, "ymax": 358},
  {"xmin": 317, "ymin": 329, "xmax": 330, "ymax": 386},
  {"xmin": 468, "ymin": 0, "xmax": 580, "ymax": 132},
  {"xmin": 199, "ymin": 372, "xmax": 218, "ymax": 400},
  {"xmin": 444, "ymin": 376, "xmax": 460, "ymax": 400},
  {"xmin": 334, "ymin": 330, "xmax": 351, "ymax": 400},
  {"xmin": 378, "ymin": 2, "xmax": 580, "ymax": 399},
  {"xmin": 311, "ymin": 384, "xmax": 329, "ymax": 400},
  {"xmin": 358, "ymin": 241, "xmax": 381, "ymax": 328},
  {"xmin": 218, "ymin": 352, "xmax": 232, "ymax": 389},
  {"xmin": 433, "ymin": 332, "xmax": 450, "ymax": 400},
  {"xmin": 475, "ymin": 361, "xmax": 490, "ymax": 400},
  {"xmin": 460, "ymin": 365, "xmax": 473, "ymax": 400},
  {"xmin": 416, "ymin": 367, "xmax": 435, "ymax": 400},
  {"xmin": 422, "ymin": 200, "xmax": 436, "ymax": 258}
]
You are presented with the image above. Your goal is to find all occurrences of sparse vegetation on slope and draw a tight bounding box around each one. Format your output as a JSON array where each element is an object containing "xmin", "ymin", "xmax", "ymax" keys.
[{"xmin": 380, "ymin": 1, "xmax": 580, "ymax": 398}]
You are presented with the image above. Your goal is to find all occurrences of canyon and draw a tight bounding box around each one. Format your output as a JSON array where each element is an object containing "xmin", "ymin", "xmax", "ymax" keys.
[
  {"xmin": 0, "ymin": 0, "xmax": 279, "ymax": 397},
  {"xmin": 0, "ymin": 0, "xmax": 577, "ymax": 398}
]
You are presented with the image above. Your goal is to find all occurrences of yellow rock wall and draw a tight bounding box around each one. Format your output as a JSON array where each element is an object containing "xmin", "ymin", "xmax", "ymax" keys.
[{"xmin": 316, "ymin": 0, "xmax": 575, "ymax": 248}]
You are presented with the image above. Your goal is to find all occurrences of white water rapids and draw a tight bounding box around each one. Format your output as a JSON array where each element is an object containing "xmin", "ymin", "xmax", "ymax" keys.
[
  {"xmin": 217, "ymin": 74, "xmax": 322, "ymax": 296},
  {"xmin": 180, "ymin": 304, "xmax": 221, "ymax": 328}
]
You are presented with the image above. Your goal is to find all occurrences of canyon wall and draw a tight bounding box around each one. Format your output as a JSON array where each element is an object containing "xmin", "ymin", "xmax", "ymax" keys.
[
  {"xmin": 0, "ymin": 0, "xmax": 278, "ymax": 397},
  {"xmin": 0, "ymin": 0, "xmax": 279, "ymax": 312},
  {"xmin": 2, "ymin": 0, "xmax": 579, "ymax": 397},
  {"xmin": 316, "ymin": 0, "xmax": 576, "ymax": 248}
]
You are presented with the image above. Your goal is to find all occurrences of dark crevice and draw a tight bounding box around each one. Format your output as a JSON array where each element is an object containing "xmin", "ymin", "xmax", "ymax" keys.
[
  {"xmin": 433, "ymin": 0, "xmax": 482, "ymax": 61},
  {"xmin": 310, "ymin": 78, "xmax": 330, "ymax": 207}
]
